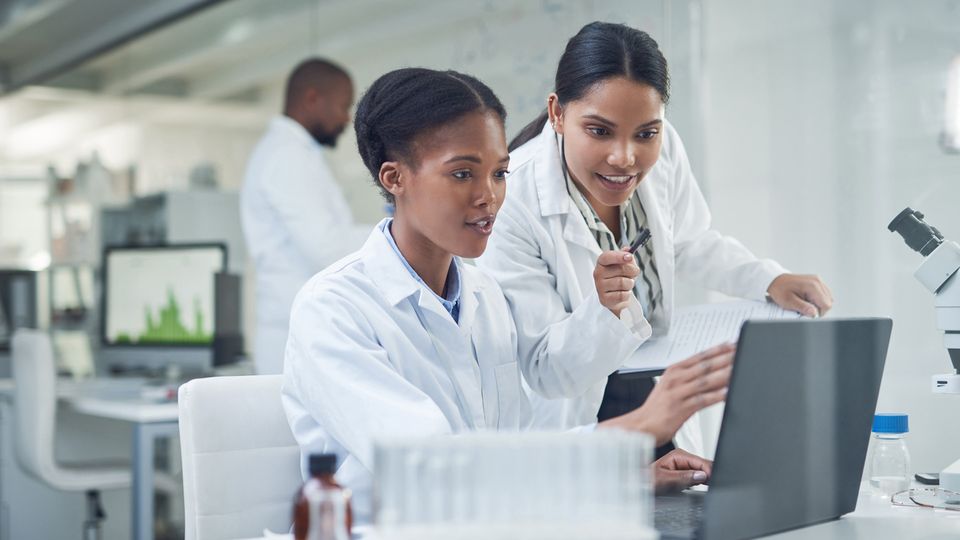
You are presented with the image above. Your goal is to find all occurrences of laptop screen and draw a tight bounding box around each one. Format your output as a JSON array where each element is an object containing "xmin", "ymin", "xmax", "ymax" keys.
[{"xmin": 701, "ymin": 318, "xmax": 892, "ymax": 540}]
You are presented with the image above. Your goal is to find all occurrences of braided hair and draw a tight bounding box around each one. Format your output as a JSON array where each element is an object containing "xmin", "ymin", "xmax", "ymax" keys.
[{"xmin": 354, "ymin": 68, "xmax": 507, "ymax": 203}]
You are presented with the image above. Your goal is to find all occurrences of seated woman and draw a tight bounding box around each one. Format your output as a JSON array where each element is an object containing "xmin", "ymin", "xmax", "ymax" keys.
[{"xmin": 281, "ymin": 67, "xmax": 734, "ymax": 528}]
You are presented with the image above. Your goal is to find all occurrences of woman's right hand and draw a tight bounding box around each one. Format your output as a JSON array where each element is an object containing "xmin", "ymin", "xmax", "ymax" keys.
[
  {"xmin": 599, "ymin": 343, "xmax": 735, "ymax": 446},
  {"xmin": 594, "ymin": 249, "xmax": 640, "ymax": 317}
]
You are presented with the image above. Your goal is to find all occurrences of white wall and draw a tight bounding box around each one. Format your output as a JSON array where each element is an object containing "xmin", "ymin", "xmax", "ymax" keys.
[
  {"xmin": 701, "ymin": 0, "xmax": 960, "ymax": 473},
  {"xmin": 291, "ymin": 0, "xmax": 704, "ymax": 224}
]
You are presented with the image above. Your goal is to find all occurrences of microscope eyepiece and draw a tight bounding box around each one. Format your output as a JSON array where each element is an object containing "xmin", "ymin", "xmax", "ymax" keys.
[{"xmin": 888, "ymin": 207, "xmax": 944, "ymax": 256}]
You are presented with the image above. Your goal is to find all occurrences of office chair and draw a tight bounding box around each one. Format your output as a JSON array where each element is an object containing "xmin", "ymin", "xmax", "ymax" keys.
[
  {"xmin": 11, "ymin": 329, "xmax": 130, "ymax": 540},
  {"xmin": 178, "ymin": 375, "xmax": 302, "ymax": 540}
]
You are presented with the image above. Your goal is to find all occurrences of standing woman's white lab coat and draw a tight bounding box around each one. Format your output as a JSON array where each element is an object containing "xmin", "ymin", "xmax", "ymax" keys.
[
  {"xmin": 282, "ymin": 221, "xmax": 530, "ymax": 527},
  {"xmin": 477, "ymin": 120, "xmax": 786, "ymax": 453},
  {"xmin": 241, "ymin": 115, "xmax": 370, "ymax": 374}
]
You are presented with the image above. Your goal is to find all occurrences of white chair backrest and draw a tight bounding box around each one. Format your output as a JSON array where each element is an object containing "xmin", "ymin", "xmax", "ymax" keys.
[
  {"xmin": 178, "ymin": 375, "xmax": 302, "ymax": 540},
  {"xmin": 11, "ymin": 329, "xmax": 58, "ymax": 484}
]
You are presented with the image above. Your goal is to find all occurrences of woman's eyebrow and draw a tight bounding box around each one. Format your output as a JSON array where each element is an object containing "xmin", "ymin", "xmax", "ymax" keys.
[
  {"xmin": 582, "ymin": 113, "xmax": 616, "ymax": 127},
  {"xmin": 444, "ymin": 155, "xmax": 482, "ymax": 164},
  {"xmin": 637, "ymin": 119, "xmax": 663, "ymax": 129},
  {"xmin": 443, "ymin": 155, "xmax": 511, "ymax": 164},
  {"xmin": 581, "ymin": 114, "xmax": 663, "ymax": 130}
]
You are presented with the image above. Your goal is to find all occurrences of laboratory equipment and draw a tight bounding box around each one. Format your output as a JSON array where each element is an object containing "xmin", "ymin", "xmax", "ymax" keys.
[
  {"xmin": 887, "ymin": 207, "xmax": 960, "ymax": 492},
  {"xmin": 0, "ymin": 269, "xmax": 39, "ymax": 351},
  {"xmin": 869, "ymin": 414, "xmax": 912, "ymax": 496},
  {"xmin": 100, "ymin": 244, "xmax": 243, "ymax": 374},
  {"xmin": 373, "ymin": 431, "xmax": 655, "ymax": 540}
]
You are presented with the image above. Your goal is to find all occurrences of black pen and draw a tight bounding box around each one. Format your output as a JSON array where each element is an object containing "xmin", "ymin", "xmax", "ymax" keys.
[{"xmin": 627, "ymin": 228, "xmax": 652, "ymax": 253}]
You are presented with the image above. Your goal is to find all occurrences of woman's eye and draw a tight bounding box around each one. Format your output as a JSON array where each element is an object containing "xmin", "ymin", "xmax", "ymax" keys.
[
  {"xmin": 637, "ymin": 129, "xmax": 660, "ymax": 140},
  {"xmin": 587, "ymin": 126, "xmax": 609, "ymax": 137},
  {"xmin": 452, "ymin": 170, "xmax": 472, "ymax": 180},
  {"xmin": 493, "ymin": 169, "xmax": 509, "ymax": 180}
]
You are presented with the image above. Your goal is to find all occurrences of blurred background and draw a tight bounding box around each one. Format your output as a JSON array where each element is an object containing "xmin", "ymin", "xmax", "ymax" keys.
[{"xmin": 0, "ymin": 0, "xmax": 958, "ymax": 538}]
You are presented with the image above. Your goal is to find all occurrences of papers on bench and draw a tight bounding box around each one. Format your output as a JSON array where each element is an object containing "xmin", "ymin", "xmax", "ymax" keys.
[{"xmin": 619, "ymin": 299, "xmax": 802, "ymax": 374}]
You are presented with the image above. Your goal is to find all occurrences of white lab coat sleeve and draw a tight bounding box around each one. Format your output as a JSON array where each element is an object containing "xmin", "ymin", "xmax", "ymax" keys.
[
  {"xmin": 666, "ymin": 124, "xmax": 787, "ymax": 300},
  {"xmin": 263, "ymin": 148, "xmax": 371, "ymax": 270},
  {"xmin": 481, "ymin": 203, "xmax": 650, "ymax": 400},
  {"xmin": 284, "ymin": 286, "xmax": 453, "ymax": 471}
]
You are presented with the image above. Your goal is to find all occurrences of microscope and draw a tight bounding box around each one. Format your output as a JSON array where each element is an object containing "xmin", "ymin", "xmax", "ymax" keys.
[{"xmin": 888, "ymin": 208, "xmax": 960, "ymax": 492}]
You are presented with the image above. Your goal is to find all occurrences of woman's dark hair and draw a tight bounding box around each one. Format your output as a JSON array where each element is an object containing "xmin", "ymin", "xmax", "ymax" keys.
[
  {"xmin": 509, "ymin": 22, "xmax": 670, "ymax": 151},
  {"xmin": 354, "ymin": 68, "xmax": 507, "ymax": 202}
]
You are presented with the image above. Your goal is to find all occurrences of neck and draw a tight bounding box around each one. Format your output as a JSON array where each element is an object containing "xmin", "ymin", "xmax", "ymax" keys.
[
  {"xmin": 390, "ymin": 218, "xmax": 453, "ymax": 297},
  {"xmin": 284, "ymin": 110, "xmax": 310, "ymax": 132},
  {"xmin": 569, "ymin": 173, "xmax": 621, "ymax": 240}
]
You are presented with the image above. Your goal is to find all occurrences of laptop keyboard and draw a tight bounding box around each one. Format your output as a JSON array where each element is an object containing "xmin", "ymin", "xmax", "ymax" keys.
[{"xmin": 654, "ymin": 495, "xmax": 705, "ymax": 539}]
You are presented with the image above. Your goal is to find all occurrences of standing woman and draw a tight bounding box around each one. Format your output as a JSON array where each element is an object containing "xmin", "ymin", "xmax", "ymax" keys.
[{"xmin": 477, "ymin": 21, "xmax": 833, "ymax": 454}]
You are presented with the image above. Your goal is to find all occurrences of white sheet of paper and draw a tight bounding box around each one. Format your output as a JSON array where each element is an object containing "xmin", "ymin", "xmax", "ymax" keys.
[{"xmin": 619, "ymin": 299, "xmax": 802, "ymax": 373}]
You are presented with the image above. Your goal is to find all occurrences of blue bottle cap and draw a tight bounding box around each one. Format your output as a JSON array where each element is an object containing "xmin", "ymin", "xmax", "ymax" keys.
[{"xmin": 872, "ymin": 413, "xmax": 908, "ymax": 434}]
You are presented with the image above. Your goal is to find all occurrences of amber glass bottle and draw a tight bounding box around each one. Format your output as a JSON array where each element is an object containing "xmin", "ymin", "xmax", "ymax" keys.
[{"xmin": 292, "ymin": 454, "xmax": 352, "ymax": 540}]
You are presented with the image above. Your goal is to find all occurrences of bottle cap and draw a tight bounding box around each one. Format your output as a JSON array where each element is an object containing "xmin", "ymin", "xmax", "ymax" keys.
[
  {"xmin": 872, "ymin": 413, "xmax": 908, "ymax": 434},
  {"xmin": 309, "ymin": 453, "xmax": 338, "ymax": 476}
]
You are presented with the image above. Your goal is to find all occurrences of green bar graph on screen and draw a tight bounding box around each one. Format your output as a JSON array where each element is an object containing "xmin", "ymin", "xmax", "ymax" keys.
[{"xmin": 114, "ymin": 289, "xmax": 211, "ymax": 344}]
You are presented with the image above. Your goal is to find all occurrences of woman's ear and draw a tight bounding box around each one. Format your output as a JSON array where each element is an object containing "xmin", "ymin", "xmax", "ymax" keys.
[
  {"xmin": 547, "ymin": 93, "xmax": 564, "ymax": 134},
  {"xmin": 379, "ymin": 161, "xmax": 404, "ymax": 199}
]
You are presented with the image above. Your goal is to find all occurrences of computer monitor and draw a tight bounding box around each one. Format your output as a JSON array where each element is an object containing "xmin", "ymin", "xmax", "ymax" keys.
[{"xmin": 100, "ymin": 243, "xmax": 236, "ymax": 373}]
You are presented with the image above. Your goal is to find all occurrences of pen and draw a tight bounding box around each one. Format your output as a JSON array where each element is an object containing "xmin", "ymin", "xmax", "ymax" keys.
[{"xmin": 627, "ymin": 228, "xmax": 652, "ymax": 253}]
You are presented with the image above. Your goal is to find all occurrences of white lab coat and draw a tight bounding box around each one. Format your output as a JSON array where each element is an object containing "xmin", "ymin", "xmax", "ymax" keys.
[
  {"xmin": 241, "ymin": 115, "xmax": 370, "ymax": 374},
  {"xmin": 281, "ymin": 221, "xmax": 531, "ymax": 527},
  {"xmin": 477, "ymin": 120, "xmax": 786, "ymax": 454}
]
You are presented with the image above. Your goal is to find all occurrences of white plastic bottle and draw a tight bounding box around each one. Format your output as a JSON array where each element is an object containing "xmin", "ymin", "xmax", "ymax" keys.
[{"xmin": 869, "ymin": 413, "xmax": 911, "ymax": 496}]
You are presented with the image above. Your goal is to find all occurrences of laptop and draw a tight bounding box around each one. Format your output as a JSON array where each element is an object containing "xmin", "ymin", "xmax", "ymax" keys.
[{"xmin": 655, "ymin": 317, "xmax": 893, "ymax": 540}]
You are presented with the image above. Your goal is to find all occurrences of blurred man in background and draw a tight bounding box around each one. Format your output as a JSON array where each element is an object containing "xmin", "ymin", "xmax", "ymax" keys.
[{"xmin": 241, "ymin": 58, "xmax": 370, "ymax": 374}]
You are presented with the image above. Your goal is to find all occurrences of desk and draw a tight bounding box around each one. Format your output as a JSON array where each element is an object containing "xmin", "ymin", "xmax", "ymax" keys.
[
  {"xmin": 762, "ymin": 484, "xmax": 960, "ymax": 539},
  {"xmin": 236, "ymin": 487, "xmax": 960, "ymax": 540},
  {"xmin": 0, "ymin": 377, "xmax": 179, "ymax": 540}
]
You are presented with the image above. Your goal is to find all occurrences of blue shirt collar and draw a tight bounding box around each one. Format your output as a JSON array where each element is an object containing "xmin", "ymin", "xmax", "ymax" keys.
[{"xmin": 380, "ymin": 219, "xmax": 461, "ymax": 322}]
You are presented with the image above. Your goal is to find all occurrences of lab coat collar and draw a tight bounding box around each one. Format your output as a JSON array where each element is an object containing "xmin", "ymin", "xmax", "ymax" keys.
[
  {"xmin": 361, "ymin": 219, "xmax": 485, "ymax": 319},
  {"xmin": 532, "ymin": 122, "xmax": 573, "ymax": 218},
  {"xmin": 527, "ymin": 123, "xmax": 602, "ymax": 256},
  {"xmin": 270, "ymin": 114, "xmax": 321, "ymax": 149}
]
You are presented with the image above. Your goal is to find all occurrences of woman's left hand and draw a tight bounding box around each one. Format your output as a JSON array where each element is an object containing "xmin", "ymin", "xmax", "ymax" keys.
[
  {"xmin": 766, "ymin": 274, "xmax": 834, "ymax": 318},
  {"xmin": 653, "ymin": 449, "xmax": 712, "ymax": 494}
]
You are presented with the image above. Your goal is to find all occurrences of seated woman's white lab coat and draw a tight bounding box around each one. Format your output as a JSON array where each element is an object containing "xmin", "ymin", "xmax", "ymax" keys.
[
  {"xmin": 477, "ymin": 120, "xmax": 786, "ymax": 453},
  {"xmin": 282, "ymin": 220, "xmax": 533, "ymax": 527}
]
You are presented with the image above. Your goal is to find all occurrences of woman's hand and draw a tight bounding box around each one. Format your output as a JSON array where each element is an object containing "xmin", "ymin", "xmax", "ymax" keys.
[
  {"xmin": 767, "ymin": 274, "xmax": 834, "ymax": 318},
  {"xmin": 653, "ymin": 449, "xmax": 713, "ymax": 494},
  {"xmin": 599, "ymin": 343, "xmax": 735, "ymax": 445},
  {"xmin": 593, "ymin": 249, "xmax": 640, "ymax": 317}
]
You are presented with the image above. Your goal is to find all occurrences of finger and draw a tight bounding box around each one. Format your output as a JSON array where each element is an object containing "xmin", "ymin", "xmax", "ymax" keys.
[
  {"xmin": 682, "ymin": 386, "xmax": 728, "ymax": 413},
  {"xmin": 676, "ymin": 365, "xmax": 732, "ymax": 398},
  {"xmin": 655, "ymin": 469, "xmax": 710, "ymax": 494},
  {"xmin": 657, "ymin": 449, "xmax": 714, "ymax": 476},
  {"xmin": 604, "ymin": 290, "xmax": 632, "ymax": 305},
  {"xmin": 671, "ymin": 342, "xmax": 736, "ymax": 371},
  {"xmin": 800, "ymin": 280, "xmax": 831, "ymax": 314},
  {"xmin": 601, "ymin": 277, "xmax": 636, "ymax": 293},
  {"xmin": 669, "ymin": 351, "xmax": 734, "ymax": 384},
  {"xmin": 598, "ymin": 250, "xmax": 635, "ymax": 266},
  {"xmin": 782, "ymin": 294, "xmax": 819, "ymax": 318},
  {"xmin": 595, "ymin": 262, "xmax": 640, "ymax": 280},
  {"xmin": 813, "ymin": 279, "xmax": 834, "ymax": 314}
]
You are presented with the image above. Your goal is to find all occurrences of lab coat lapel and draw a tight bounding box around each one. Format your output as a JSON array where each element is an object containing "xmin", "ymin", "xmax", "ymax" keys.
[
  {"xmin": 413, "ymin": 265, "xmax": 486, "ymax": 428},
  {"xmin": 636, "ymin": 169, "xmax": 674, "ymax": 326},
  {"xmin": 530, "ymin": 126, "xmax": 603, "ymax": 258}
]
